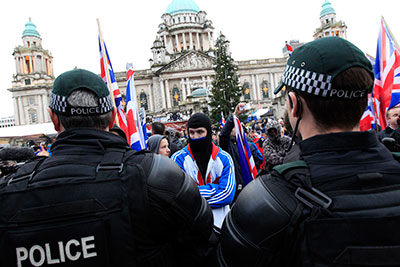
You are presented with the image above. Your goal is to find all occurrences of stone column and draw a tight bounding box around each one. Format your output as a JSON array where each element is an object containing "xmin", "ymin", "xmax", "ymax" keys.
[
  {"xmin": 207, "ymin": 32, "xmax": 211, "ymax": 50},
  {"xmin": 189, "ymin": 32, "xmax": 193, "ymax": 50},
  {"xmin": 182, "ymin": 33, "xmax": 187, "ymax": 50},
  {"xmin": 175, "ymin": 34, "xmax": 179, "ymax": 52},
  {"xmin": 186, "ymin": 78, "xmax": 191, "ymax": 95},
  {"xmin": 159, "ymin": 79, "xmax": 166, "ymax": 109},
  {"xmin": 181, "ymin": 78, "xmax": 186, "ymax": 100},
  {"xmin": 148, "ymin": 84, "xmax": 154, "ymax": 112},
  {"xmin": 18, "ymin": 97, "xmax": 25, "ymax": 125},
  {"xmin": 202, "ymin": 76, "xmax": 206, "ymax": 89},
  {"xmin": 206, "ymin": 76, "xmax": 211, "ymax": 92},
  {"xmin": 273, "ymin": 73, "xmax": 278, "ymax": 90},
  {"xmin": 15, "ymin": 58, "xmax": 19, "ymax": 74},
  {"xmin": 163, "ymin": 35, "xmax": 167, "ymax": 47},
  {"xmin": 251, "ymin": 75, "xmax": 257, "ymax": 101},
  {"xmin": 256, "ymin": 75, "xmax": 261, "ymax": 100},
  {"xmin": 165, "ymin": 80, "xmax": 171, "ymax": 109},
  {"xmin": 38, "ymin": 95, "xmax": 44, "ymax": 123},
  {"xmin": 196, "ymin": 32, "xmax": 201, "ymax": 50},
  {"xmin": 20, "ymin": 58, "xmax": 24, "ymax": 74},
  {"xmin": 29, "ymin": 56, "xmax": 33, "ymax": 73},
  {"xmin": 210, "ymin": 32, "xmax": 214, "ymax": 49},
  {"xmin": 269, "ymin": 73, "xmax": 274, "ymax": 99},
  {"xmin": 43, "ymin": 92, "xmax": 49, "ymax": 122},
  {"xmin": 13, "ymin": 97, "xmax": 19, "ymax": 125}
]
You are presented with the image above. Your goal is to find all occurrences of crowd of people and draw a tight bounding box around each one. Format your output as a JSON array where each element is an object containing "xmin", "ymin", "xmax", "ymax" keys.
[{"xmin": 1, "ymin": 36, "xmax": 400, "ymax": 266}]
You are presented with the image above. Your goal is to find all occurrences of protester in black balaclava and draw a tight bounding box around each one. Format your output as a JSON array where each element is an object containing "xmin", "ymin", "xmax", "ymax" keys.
[
  {"xmin": 171, "ymin": 112, "xmax": 236, "ymax": 229},
  {"xmin": 187, "ymin": 113, "xmax": 213, "ymax": 181}
]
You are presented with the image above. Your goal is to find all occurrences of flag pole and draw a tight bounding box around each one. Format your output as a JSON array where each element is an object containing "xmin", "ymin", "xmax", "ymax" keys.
[
  {"xmin": 382, "ymin": 16, "xmax": 400, "ymax": 52},
  {"xmin": 97, "ymin": 18, "xmax": 120, "ymax": 126}
]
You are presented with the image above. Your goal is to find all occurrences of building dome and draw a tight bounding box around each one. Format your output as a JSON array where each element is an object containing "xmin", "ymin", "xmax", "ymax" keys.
[
  {"xmin": 165, "ymin": 0, "xmax": 200, "ymax": 15},
  {"xmin": 192, "ymin": 88, "xmax": 207, "ymax": 97},
  {"xmin": 22, "ymin": 18, "xmax": 40, "ymax": 38},
  {"xmin": 320, "ymin": 0, "xmax": 335, "ymax": 17}
]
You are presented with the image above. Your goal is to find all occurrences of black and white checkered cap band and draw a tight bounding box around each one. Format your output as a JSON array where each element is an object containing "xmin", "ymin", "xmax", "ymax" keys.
[
  {"xmin": 282, "ymin": 65, "xmax": 332, "ymax": 97},
  {"xmin": 49, "ymin": 92, "xmax": 114, "ymax": 115}
]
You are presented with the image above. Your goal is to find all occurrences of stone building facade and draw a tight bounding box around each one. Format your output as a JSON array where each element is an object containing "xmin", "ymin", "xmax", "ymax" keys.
[
  {"xmin": 9, "ymin": 0, "xmax": 346, "ymax": 125},
  {"xmin": 113, "ymin": 0, "xmax": 287, "ymax": 120}
]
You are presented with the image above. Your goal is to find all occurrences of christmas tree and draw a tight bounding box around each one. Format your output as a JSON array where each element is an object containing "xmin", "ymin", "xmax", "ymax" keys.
[{"xmin": 209, "ymin": 33, "xmax": 242, "ymax": 123}]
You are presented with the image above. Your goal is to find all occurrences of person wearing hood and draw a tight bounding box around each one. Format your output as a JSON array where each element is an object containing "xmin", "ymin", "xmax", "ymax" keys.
[
  {"xmin": 147, "ymin": 134, "xmax": 170, "ymax": 157},
  {"xmin": 172, "ymin": 113, "xmax": 236, "ymax": 229},
  {"xmin": 262, "ymin": 120, "xmax": 291, "ymax": 171}
]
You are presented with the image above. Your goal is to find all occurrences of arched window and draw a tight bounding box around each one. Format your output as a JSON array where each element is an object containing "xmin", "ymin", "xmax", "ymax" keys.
[
  {"xmin": 243, "ymin": 82, "xmax": 251, "ymax": 100},
  {"xmin": 28, "ymin": 109, "xmax": 38, "ymax": 124},
  {"xmin": 139, "ymin": 92, "xmax": 148, "ymax": 111},
  {"xmin": 261, "ymin": 80, "xmax": 270, "ymax": 99},
  {"xmin": 172, "ymin": 85, "xmax": 181, "ymax": 106}
]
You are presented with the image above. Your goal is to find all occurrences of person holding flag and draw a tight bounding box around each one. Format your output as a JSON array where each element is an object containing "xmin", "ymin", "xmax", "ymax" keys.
[{"xmin": 218, "ymin": 103, "xmax": 263, "ymax": 197}]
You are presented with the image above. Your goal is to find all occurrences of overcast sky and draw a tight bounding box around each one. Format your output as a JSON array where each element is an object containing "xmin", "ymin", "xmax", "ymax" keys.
[{"xmin": 0, "ymin": 0, "xmax": 398, "ymax": 118}]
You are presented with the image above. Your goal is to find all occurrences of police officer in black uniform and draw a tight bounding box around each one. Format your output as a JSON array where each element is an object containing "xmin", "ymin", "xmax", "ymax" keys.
[
  {"xmin": 0, "ymin": 69, "xmax": 214, "ymax": 267},
  {"xmin": 218, "ymin": 37, "xmax": 400, "ymax": 266}
]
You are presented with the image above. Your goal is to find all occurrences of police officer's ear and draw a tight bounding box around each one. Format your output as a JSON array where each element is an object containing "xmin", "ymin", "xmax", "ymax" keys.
[
  {"xmin": 107, "ymin": 107, "xmax": 117, "ymax": 130},
  {"xmin": 288, "ymin": 92, "xmax": 302, "ymax": 118},
  {"xmin": 48, "ymin": 108, "xmax": 62, "ymax": 133}
]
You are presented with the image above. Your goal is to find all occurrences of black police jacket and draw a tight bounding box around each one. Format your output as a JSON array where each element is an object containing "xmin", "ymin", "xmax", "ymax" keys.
[
  {"xmin": 0, "ymin": 128, "xmax": 213, "ymax": 267},
  {"xmin": 218, "ymin": 131, "xmax": 400, "ymax": 267}
]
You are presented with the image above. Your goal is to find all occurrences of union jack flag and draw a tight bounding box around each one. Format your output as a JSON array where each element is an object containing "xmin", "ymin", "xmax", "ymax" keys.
[
  {"xmin": 373, "ymin": 18, "xmax": 400, "ymax": 129},
  {"xmin": 98, "ymin": 33, "xmax": 129, "ymax": 140},
  {"xmin": 360, "ymin": 55, "xmax": 377, "ymax": 131},
  {"xmin": 126, "ymin": 66, "xmax": 147, "ymax": 151},
  {"xmin": 285, "ymin": 41, "xmax": 294, "ymax": 56},
  {"xmin": 233, "ymin": 115, "xmax": 257, "ymax": 186},
  {"xmin": 220, "ymin": 111, "xmax": 225, "ymax": 128},
  {"xmin": 360, "ymin": 94, "xmax": 377, "ymax": 131}
]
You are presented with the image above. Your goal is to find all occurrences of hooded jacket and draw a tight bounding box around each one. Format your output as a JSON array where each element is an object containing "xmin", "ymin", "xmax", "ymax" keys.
[{"xmin": 147, "ymin": 134, "xmax": 166, "ymax": 154}]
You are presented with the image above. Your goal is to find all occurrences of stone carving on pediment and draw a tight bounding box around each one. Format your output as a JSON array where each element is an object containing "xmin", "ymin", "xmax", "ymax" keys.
[{"xmin": 166, "ymin": 53, "xmax": 213, "ymax": 72}]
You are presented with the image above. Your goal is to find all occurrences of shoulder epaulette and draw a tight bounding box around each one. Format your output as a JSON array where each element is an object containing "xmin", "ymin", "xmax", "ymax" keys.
[
  {"xmin": 273, "ymin": 160, "xmax": 308, "ymax": 175},
  {"xmin": 392, "ymin": 152, "xmax": 400, "ymax": 162}
]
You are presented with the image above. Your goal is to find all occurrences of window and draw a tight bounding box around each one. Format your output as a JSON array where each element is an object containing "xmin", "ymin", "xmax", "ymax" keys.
[
  {"xmin": 243, "ymin": 82, "xmax": 251, "ymax": 100},
  {"xmin": 28, "ymin": 96, "xmax": 35, "ymax": 105},
  {"xmin": 25, "ymin": 79, "xmax": 31, "ymax": 85},
  {"xmin": 139, "ymin": 93, "xmax": 148, "ymax": 111},
  {"xmin": 172, "ymin": 86, "xmax": 181, "ymax": 106},
  {"xmin": 28, "ymin": 109, "xmax": 38, "ymax": 124},
  {"xmin": 261, "ymin": 80, "xmax": 270, "ymax": 99},
  {"xmin": 33, "ymin": 41, "xmax": 36, "ymax": 46}
]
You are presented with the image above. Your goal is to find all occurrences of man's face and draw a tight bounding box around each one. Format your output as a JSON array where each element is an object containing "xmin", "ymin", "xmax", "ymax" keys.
[
  {"xmin": 387, "ymin": 107, "xmax": 400, "ymax": 129},
  {"xmin": 189, "ymin": 127, "xmax": 207, "ymax": 139}
]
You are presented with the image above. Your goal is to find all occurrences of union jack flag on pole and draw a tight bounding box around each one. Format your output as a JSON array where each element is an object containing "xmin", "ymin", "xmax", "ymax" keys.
[
  {"xmin": 126, "ymin": 65, "xmax": 147, "ymax": 151},
  {"xmin": 372, "ymin": 17, "xmax": 400, "ymax": 129},
  {"xmin": 360, "ymin": 54, "xmax": 378, "ymax": 131},
  {"xmin": 220, "ymin": 111, "xmax": 226, "ymax": 128},
  {"xmin": 97, "ymin": 19, "xmax": 129, "ymax": 140},
  {"xmin": 285, "ymin": 41, "xmax": 294, "ymax": 56},
  {"xmin": 233, "ymin": 115, "xmax": 257, "ymax": 186}
]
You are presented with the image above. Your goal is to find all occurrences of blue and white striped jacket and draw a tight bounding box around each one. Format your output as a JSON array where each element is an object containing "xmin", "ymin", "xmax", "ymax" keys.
[{"xmin": 172, "ymin": 144, "xmax": 236, "ymax": 209}]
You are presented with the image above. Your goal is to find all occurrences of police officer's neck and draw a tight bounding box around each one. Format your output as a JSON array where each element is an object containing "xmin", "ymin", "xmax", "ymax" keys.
[{"xmin": 298, "ymin": 115, "xmax": 359, "ymax": 141}]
